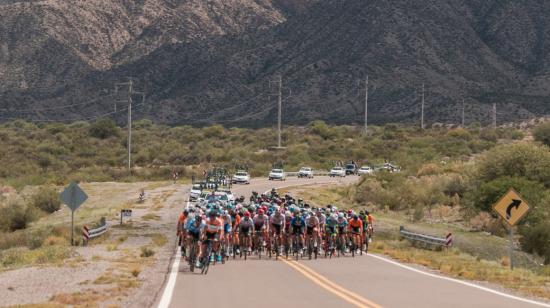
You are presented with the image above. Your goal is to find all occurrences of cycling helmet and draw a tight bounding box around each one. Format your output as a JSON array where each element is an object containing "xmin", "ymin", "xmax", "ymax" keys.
[
  {"xmin": 208, "ymin": 210, "xmax": 217, "ymax": 217},
  {"xmin": 195, "ymin": 215, "xmax": 203, "ymax": 221},
  {"xmin": 244, "ymin": 211, "xmax": 251, "ymax": 218},
  {"xmin": 285, "ymin": 211, "xmax": 291, "ymax": 218},
  {"xmin": 258, "ymin": 209, "xmax": 265, "ymax": 215},
  {"xmin": 365, "ymin": 210, "xmax": 370, "ymax": 215},
  {"xmin": 353, "ymin": 214, "xmax": 358, "ymax": 219},
  {"xmin": 338, "ymin": 213, "xmax": 345, "ymax": 218},
  {"xmin": 347, "ymin": 210, "xmax": 353, "ymax": 215}
]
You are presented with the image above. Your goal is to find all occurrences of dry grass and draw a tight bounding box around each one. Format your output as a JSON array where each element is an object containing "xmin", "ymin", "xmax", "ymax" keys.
[
  {"xmin": 0, "ymin": 246, "xmax": 72, "ymax": 271},
  {"xmin": 141, "ymin": 213, "xmax": 161, "ymax": 221},
  {"xmin": 371, "ymin": 240, "xmax": 550, "ymax": 299},
  {"xmin": 149, "ymin": 233, "xmax": 167, "ymax": 247}
]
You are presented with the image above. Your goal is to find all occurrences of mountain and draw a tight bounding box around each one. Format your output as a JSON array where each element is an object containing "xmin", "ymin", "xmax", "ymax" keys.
[{"xmin": 0, "ymin": 0, "xmax": 549, "ymax": 126}]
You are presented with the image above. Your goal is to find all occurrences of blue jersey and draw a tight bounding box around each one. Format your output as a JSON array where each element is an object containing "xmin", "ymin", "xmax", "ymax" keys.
[
  {"xmin": 291, "ymin": 217, "xmax": 305, "ymax": 227},
  {"xmin": 336, "ymin": 218, "xmax": 348, "ymax": 227},
  {"xmin": 186, "ymin": 218, "xmax": 205, "ymax": 233}
]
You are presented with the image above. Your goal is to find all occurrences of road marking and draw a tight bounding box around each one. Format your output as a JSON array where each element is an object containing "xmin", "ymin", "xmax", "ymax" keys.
[
  {"xmin": 367, "ymin": 254, "xmax": 550, "ymax": 308},
  {"xmin": 282, "ymin": 259, "xmax": 383, "ymax": 308},
  {"xmin": 157, "ymin": 200, "xmax": 189, "ymax": 308}
]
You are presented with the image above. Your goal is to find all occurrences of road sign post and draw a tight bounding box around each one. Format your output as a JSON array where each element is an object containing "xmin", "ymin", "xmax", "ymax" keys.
[
  {"xmin": 492, "ymin": 188, "xmax": 530, "ymax": 270},
  {"xmin": 60, "ymin": 182, "xmax": 88, "ymax": 246}
]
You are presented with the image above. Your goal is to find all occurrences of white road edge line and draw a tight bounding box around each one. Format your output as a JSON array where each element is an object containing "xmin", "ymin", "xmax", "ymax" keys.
[
  {"xmin": 157, "ymin": 201, "xmax": 190, "ymax": 308},
  {"xmin": 367, "ymin": 254, "xmax": 550, "ymax": 307}
]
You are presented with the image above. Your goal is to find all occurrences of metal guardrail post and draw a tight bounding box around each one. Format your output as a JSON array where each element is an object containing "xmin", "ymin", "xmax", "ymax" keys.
[{"xmin": 399, "ymin": 226, "xmax": 452, "ymax": 249}]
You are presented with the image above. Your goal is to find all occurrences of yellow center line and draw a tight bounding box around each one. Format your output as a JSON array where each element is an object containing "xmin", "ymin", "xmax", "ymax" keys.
[{"xmin": 281, "ymin": 259, "xmax": 383, "ymax": 308}]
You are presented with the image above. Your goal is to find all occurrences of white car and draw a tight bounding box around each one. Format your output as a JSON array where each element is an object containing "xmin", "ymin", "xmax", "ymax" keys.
[
  {"xmin": 220, "ymin": 189, "xmax": 236, "ymax": 202},
  {"xmin": 268, "ymin": 169, "xmax": 286, "ymax": 181},
  {"xmin": 357, "ymin": 166, "xmax": 374, "ymax": 175},
  {"xmin": 329, "ymin": 167, "xmax": 346, "ymax": 177},
  {"xmin": 188, "ymin": 184, "xmax": 202, "ymax": 202},
  {"xmin": 298, "ymin": 167, "xmax": 314, "ymax": 178},
  {"xmin": 232, "ymin": 170, "xmax": 250, "ymax": 184}
]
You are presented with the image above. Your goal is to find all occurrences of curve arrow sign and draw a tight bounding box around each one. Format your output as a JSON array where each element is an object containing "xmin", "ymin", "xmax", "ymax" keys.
[{"xmin": 506, "ymin": 199, "xmax": 522, "ymax": 220}]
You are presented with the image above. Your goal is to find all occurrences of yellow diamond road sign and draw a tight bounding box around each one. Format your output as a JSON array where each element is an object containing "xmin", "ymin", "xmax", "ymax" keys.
[{"xmin": 493, "ymin": 188, "xmax": 530, "ymax": 226}]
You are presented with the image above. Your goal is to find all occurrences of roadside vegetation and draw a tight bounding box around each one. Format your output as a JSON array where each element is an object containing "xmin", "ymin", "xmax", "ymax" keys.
[{"xmin": 279, "ymin": 121, "xmax": 550, "ymax": 299}]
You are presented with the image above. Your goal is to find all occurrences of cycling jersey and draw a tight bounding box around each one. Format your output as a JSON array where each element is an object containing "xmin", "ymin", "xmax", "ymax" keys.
[
  {"xmin": 291, "ymin": 217, "xmax": 306, "ymax": 227},
  {"xmin": 326, "ymin": 215, "xmax": 338, "ymax": 228},
  {"xmin": 205, "ymin": 217, "xmax": 223, "ymax": 234},
  {"xmin": 239, "ymin": 217, "xmax": 254, "ymax": 235},
  {"xmin": 253, "ymin": 214, "xmax": 269, "ymax": 229},
  {"xmin": 270, "ymin": 213, "xmax": 285, "ymax": 226},
  {"xmin": 186, "ymin": 218, "xmax": 205, "ymax": 234},
  {"xmin": 306, "ymin": 216, "xmax": 319, "ymax": 228}
]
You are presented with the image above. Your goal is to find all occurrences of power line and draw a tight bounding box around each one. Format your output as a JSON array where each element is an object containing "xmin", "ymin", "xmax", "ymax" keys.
[{"xmin": 0, "ymin": 95, "xmax": 112, "ymax": 112}]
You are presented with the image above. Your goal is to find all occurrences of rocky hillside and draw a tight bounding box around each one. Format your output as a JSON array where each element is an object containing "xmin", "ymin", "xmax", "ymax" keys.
[{"xmin": 0, "ymin": 0, "xmax": 549, "ymax": 126}]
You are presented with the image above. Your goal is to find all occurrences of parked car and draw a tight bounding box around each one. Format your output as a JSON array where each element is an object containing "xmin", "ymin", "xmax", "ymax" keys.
[
  {"xmin": 268, "ymin": 169, "xmax": 286, "ymax": 181},
  {"xmin": 232, "ymin": 170, "xmax": 250, "ymax": 184},
  {"xmin": 357, "ymin": 166, "xmax": 374, "ymax": 175},
  {"xmin": 298, "ymin": 167, "xmax": 314, "ymax": 178},
  {"xmin": 345, "ymin": 162, "xmax": 358, "ymax": 175},
  {"xmin": 198, "ymin": 191, "xmax": 229, "ymax": 207},
  {"xmin": 188, "ymin": 184, "xmax": 202, "ymax": 202},
  {"xmin": 329, "ymin": 166, "xmax": 346, "ymax": 177}
]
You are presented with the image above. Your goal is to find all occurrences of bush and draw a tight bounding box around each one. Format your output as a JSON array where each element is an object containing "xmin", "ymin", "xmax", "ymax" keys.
[
  {"xmin": 465, "ymin": 176, "xmax": 545, "ymax": 213},
  {"xmin": 89, "ymin": 118, "xmax": 119, "ymax": 139},
  {"xmin": 0, "ymin": 198, "xmax": 39, "ymax": 232},
  {"xmin": 140, "ymin": 246, "xmax": 155, "ymax": 258},
  {"xmin": 533, "ymin": 122, "xmax": 550, "ymax": 147},
  {"xmin": 417, "ymin": 163, "xmax": 442, "ymax": 177},
  {"xmin": 474, "ymin": 143, "xmax": 550, "ymax": 187},
  {"xmin": 31, "ymin": 187, "xmax": 61, "ymax": 213},
  {"xmin": 520, "ymin": 223, "xmax": 550, "ymax": 265}
]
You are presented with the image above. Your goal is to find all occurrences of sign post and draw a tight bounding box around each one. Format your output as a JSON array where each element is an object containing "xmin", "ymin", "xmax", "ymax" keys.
[
  {"xmin": 60, "ymin": 182, "xmax": 88, "ymax": 246},
  {"xmin": 120, "ymin": 209, "xmax": 132, "ymax": 225},
  {"xmin": 492, "ymin": 188, "xmax": 530, "ymax": 270}
]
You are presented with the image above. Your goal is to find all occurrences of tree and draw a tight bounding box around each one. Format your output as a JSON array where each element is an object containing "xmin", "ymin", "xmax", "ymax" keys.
[
  {"xmin": 533, "ymin": 122, "xmax": 550, "ymax": 147},
  {"xmin": 89, "ymin": 118, "xmax": 119, "ymax": 139}
]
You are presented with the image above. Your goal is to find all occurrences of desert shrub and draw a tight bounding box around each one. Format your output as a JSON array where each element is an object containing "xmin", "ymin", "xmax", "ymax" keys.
[
  {"xmin": 520, "ymin": 223, "xmax": 550, "ymax": 265},
  {"xmin": 140, "ymin": 246, "xmax": 155, "ymax": 258},
  {"xmin": 465, "ymin": 176, "xmax": 545, "ymax": 213},
  {"xmin": 479, "ymin": 129, "xmax": 498, "ymax": 142},
  {"xmin": 89, "ymin": 118, "xmax": 119, "ymax": 139},
  {"xmin": 474, "ymin": 143, "xmax": 550, "ymax": 187},
  {"xmin": 0, "ymin": 230, "xmax": 27, "ymax": 250},
  {"xmin": 31, "ymin": 187, "xmax": 61, "ymax": 213},
  {"xmin": 533, "ymin": 122, "xmax": 550, "ymax": 147},
  {"xmin": 413, "ymin": 206, "xmax": 424, "ymax": 222},
  {"xmin": 417, "ymin": 163, "xmax": 442, "ymax": 177},
  {"xmin": 510, "ymin": 130, "xmax": 525, "ymax": 140},
  {"xmin": 0, "ymin": 198, "xmax": 39, "ymax": 232},
  {"xmin": 447, "ymin": 128, "xmax": 472, "ymax": 140}
]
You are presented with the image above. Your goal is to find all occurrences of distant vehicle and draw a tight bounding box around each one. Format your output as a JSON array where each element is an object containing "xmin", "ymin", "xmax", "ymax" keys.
[
  {"xmin": 269, "ymin": 169, "xmax": 286, "ymax": 181},
  {"xmin": 188, "ymin": 184, "xmax": 202, "ymax": 202},
  {"xmin": 375, "ymin": 163, "xmax": 401, "ymax": 173},
  {"xmin": 219, "ymin": 189, "xmax": 236, "ymax": 202},
  {"xmin": 198, "ymin": 191, "xmax": 229, "ymax": 207},
  {"xmin": 345, "ymin": 163, "xmax": 358, "ymax": 175},
  {"xmin": 298, "ymin": 167, "xmax": 314, "ymax": 178},
  {"xmin": 329, "ymin": 167, "xmax": 346, "ymax": 177},
  {"xmin": 232, "ymin": 170, "xmax": 250, "ymax": 184},
  {"xmin": 357, "ymin": 166, "xmax": 374, "ymax": 175}
]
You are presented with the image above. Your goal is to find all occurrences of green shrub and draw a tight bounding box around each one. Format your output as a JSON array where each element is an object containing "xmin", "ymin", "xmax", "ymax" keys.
[
  {"xmin": 89, "ymin": 118, "xmax": 119, "ymax": 139},
  {"xmin": 31, "ymin": 187, "xmax": 61, "ymax": 213},
  {"xmin": 520, "ymin": 223, "xmax": 550, "ymax": 265},
  {"xmin": 533, "ymin": 122, "xmax": 550, "ymax": 146},
  {"xmin": 0, "ymin": 198, "xmax": 39, "ymax": 232}
]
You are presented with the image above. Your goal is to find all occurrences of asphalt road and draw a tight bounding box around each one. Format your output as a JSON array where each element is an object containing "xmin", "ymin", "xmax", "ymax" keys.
[{"xmin": 156, "ymin": 176, "xmax": 550, "ymax": 308}]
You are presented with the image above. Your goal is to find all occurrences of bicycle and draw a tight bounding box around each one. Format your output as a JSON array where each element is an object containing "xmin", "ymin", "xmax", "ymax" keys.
[
  {"xmin": 305, "ymin": 231, "xmax": 318, "ymax": 260},
  {"xmin": 188, "ymin": 237, "xmax": 199, "ymax": 273},
  {"xmin": 201, "ymin": 239, "xmax": 216, "ymax": 275},
  {"xmin": 324, "ymin": 229, "xmax": 337, "ymax": 259}
]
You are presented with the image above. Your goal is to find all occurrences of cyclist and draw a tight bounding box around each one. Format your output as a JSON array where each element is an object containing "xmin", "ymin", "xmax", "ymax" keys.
[
  {"xmin": 365, "ymin": 210, "xmax": 374, "ymax": 242},
  {"xmin": 315, "ymin": 208, "xmax": 326, "ymax": 240},
  {"xmin": 200, "ymin": 209, "xmax": 223, "ymax": 265},
  {"xmin": 177, "ymin": 209, "xmax": 189, "ymax": 257},
  {"xmin": 221, "ymin": 210, "xmax": 233, "ymax": 258},
  {"xmin": 253, "ymin": 208, "xmax": 269, "ymax": 240},
  {"xmin": 325, "ymin": 212, "xmax": 339, "ymax": 252},
  {"xmin": 270, "ymin": 207, "xmax": 286, "ymax": 254},
  {"xmin": 348, "ymin": 214, "xmax": 363, "ymax": 253},
  {"xmin": 290, "ymin": 211, "xmax": 306, "ymax": 251},
  {"xmin": 186, "ymin": 214, "xmax": 205, "ymax": 267},
  {"xmin": 238, "ymin": 211, "xmax": 255, "ymax": 254},
  {"xmin": 305, "ymin": 210, "xmax": 320, "ymax": 250},
  {"xmin": 336, "ymin": 212, "xmax": 348, "ymax": 253}
]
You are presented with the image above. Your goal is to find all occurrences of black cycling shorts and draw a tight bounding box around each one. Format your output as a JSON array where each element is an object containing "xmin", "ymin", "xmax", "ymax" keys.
[
  {"xmin": 351, "ymin": 227, "xmax": 360, "ymax": 234},
  {"xmin": 272, "ymin": 224, "xmax": 282, "ymax": 234},
  {"xmin": 189, "ymin": 230, "xmax": 200, "ymax": 241},
  {"xmin": 292, "ymin": 225, "xmax": 303, "ymax": 235},
  {"xmin": 306, "ymin": 226, "xmax": 315, "ymax": 236},
  {"xmin": 240, "ymin": 227, "xmax": 250, "ymax": 236}
]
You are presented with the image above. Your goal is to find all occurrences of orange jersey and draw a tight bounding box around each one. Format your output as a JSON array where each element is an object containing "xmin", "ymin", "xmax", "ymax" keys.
[
  {"xmin": 348, "ymin": 218, "xmax": 363, "ymax": 229},
  {"xmin": 178, "ymin": 213, "xmax": 187, "ymax": 223},
  {"xmin": 367, "ymin": 215, "xmax": 373, "ymax": 224},
  {"xmin": 205, "ymin": 217, "xmax": 223, "ymax": 234}
]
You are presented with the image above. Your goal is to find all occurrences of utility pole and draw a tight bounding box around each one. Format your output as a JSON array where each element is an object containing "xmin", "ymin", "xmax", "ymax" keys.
[
  {"xmin": 364, "ymin": 75, "xmax": 369, "ymax": 134},
  {"xmin": 492, "ymin": 103, "xmax": 497, "ymax": 129},
  {"xmin": 461, "ymin": 98, "xmax": 465, "ymax": 127},
  {"xmin": 277, "ymin": 75, "xmax": 282, "ymax": 148},
  {"xmin": 115, "ymin": 78, "xmax": 145, "ymax": 173},
  {"xmin": 421, "ymin": 83, "xmax": 425, "ymax": 130}
]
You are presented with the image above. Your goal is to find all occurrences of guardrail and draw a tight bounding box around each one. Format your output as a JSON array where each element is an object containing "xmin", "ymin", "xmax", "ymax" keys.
[
  {"xmin": 399, "ymin": 226, "xmax": 453, "ymax": 249},
  {"xmin": 83, "ymin": 217, "xmax": 108, "ymax": 245}
]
